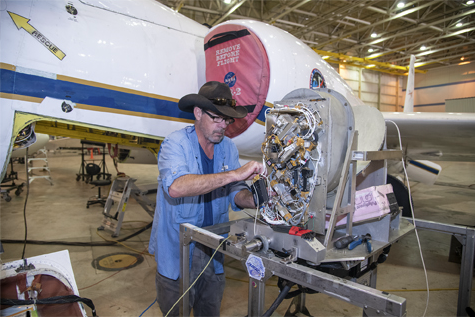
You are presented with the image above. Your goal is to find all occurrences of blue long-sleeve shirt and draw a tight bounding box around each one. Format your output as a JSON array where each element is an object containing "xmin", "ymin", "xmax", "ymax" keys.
[{"xmin": 148, "ymin": 126, "xmax": 249, "ymax": 280}]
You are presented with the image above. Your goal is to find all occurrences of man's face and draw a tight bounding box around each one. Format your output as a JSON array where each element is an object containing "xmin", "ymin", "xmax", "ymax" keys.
[{"xmin": 195, "ymin": 108, "xmax": 231, "ymax": 144}]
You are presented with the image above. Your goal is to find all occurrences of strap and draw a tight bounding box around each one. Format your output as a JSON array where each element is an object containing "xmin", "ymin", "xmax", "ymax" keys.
[
  {"xmin": 244, "ymin": 104, "xmax": 256, "ymax": 113},
  {"xmin": 204, "ymin": 29, "xmax": 251, "ymax": 51}
]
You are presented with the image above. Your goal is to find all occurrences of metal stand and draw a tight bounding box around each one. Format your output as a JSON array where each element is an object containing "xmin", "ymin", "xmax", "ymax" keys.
[
  {"xmin": 179, "ymin": 219, "xmax": 475, "ymax": 317},
  {"xmin": 180, "ymin": 222, "xmax": 408, "ymax": 317},
  {"xmin": 76, "ymin": 140, "xmax": 111, "ymax": 182},
  {"xmin": 404, "ymin": 218, "xmax": 475, "ymax": 317},
  {"xmin": 1, "ymin": 158, "xmax": 25, "ymax": 202},
  {"xmin": 98, "ymin": 177, "xmax": 156, "ymax": 237},
  {"xmin": 28, "ymin": 148, "xmax": 53, "ymax": 185}
]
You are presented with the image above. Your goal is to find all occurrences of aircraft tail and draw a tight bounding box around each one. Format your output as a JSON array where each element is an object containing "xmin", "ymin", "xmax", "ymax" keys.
[{"xmin": 403, "ymin": 55, "xmax": 415, "ymax": 113}]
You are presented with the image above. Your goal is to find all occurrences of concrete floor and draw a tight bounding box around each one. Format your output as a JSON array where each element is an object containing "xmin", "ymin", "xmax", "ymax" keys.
[{"xmin": 1, "ymin": 150, "xmax": 474, "ymax": 317}]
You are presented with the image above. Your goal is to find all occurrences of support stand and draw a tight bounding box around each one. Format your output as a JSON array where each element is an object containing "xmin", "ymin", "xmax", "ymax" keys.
[
  {"xmin": 1, "ymin": 158, "xmax": 25, "ymax": 202},
  {"xmin": 179, "ymin": 219, "xmax": 475, "ymax": 317},
  {"xmin": 76, "ymin": 140, "xmax": 111, "ymax": 182},
  {"xmin": 179, "ymin": 222, "xmax": 409, "ymax": 317}
]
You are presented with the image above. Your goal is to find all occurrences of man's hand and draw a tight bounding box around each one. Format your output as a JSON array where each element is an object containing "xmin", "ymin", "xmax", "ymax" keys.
[{"xmin": 232, "ymin": 161, "xmax": 266, "ymax": 182}]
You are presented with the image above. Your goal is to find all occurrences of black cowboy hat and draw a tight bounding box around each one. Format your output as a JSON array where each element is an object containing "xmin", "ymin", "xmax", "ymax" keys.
[{"xmin": 178, "ymin": 81, "xmax": 248, "ymax": 119}]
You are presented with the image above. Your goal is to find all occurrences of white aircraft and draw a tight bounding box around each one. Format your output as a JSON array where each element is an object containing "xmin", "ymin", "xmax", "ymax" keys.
[{"xmin": 1, "ymin": 0, "xmax": 474, "ymax": 184}]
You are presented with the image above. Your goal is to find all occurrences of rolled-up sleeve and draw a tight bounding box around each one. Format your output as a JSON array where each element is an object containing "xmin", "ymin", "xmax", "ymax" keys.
[{"xmin": 159, "ymin": 136, "xmax": 192, "ymax": 197}]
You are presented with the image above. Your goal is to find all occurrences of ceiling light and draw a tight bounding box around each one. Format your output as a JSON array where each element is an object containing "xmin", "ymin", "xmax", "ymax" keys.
[
  {"xmin": 368, "ymin": 48, "xmax": 374, "ymax": 52},
  {"xmin": 397, "ymin": 2, "xmax": 405, "ymax": 8},
  {"xmin": 461, "ymin": 57, "xmax": 465, "ymax": 61},
  {"xmin": 420, "ymin": 45, "xmax": 427, "ymax": 50},
  {"xmin": 322, "ymin": 56, "xmax": 330, "ymax": 60},
  {"xmin": 456, "ymin": 22, "xmax": 463, "ymax": 27},
  {"xmin": 224, "ymin": 0, "xmax": 232, "ymax": 4},
  {"xmin": 467, "ymin": 0, "xmax": 474, "ymax": 4},
  {"xmin": 459, "ymin": 61, "xmax": 471, "ymax": 65},
  {"xmin": 366, "ymin": 64, "xmax": 376, "ymax": 68},
  {"xmin": 371, "ymin": 32, "xmax": 377, "ymax": 38}
]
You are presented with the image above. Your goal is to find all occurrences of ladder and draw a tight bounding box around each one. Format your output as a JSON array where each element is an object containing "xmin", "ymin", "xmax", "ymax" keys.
[
  {"xmin": 28, "ymin": 148, "xmax": 53, "ymax": 185},
  {"xmin": 98, "ymin": 177, "xmax": 156, "ymax": 237}
]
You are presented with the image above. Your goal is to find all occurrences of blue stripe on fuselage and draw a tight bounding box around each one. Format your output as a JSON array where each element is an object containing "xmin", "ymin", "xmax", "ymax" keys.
[
  {"xmin": 0, "ymin": 68, "xmax": 268, "ymax": 123},
  {"xmin": 0, "ymin": 68, "xmax": 195, "ymax": 120}
]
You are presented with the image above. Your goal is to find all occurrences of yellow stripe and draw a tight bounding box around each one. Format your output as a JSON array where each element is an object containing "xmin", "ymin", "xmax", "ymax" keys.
[
  {"xmin": 57, "ymin": 74, "xmax": 180, "ymax": 102},
  {"xmin": 255, "ymin": 119, "xmax": 264, "ymax": 126},
  {"xmin": 0, "ymin": 62, "xmax": 16, "ymax": 71},
  {"xmin": 0, "ymin": 92, "xmax": 43, "ymax": 103},
  {"xmin": 264, "ymin": 101, "xmax": 274, "ymax": 108},
  {"xmin": 75, "ymin": 103, "xmax": 194, "ymax": 123}
]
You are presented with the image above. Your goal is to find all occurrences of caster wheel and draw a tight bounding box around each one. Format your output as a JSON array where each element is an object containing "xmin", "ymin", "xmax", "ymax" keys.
[
  {"xmin": 15, "ymin": 188, "xmax": 22, "ymax": 196},
  {"xmin": 5, "ymin": 195, "xmax": 12, "ymax": 202}
]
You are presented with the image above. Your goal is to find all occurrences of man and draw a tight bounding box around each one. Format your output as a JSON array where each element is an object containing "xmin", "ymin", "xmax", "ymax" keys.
[{"xmin": 148, "ymin": 81, "xmax": 264, "ymax": 316}]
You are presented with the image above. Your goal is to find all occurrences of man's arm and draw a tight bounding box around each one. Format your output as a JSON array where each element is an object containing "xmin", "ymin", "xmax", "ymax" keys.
[
  {"xmin": 168, "ymin": 160, "xmax": 264, "ymax": 198},
  {"xmin": 234, "ymin": 188, "xmax": 256, "ymax": 209}
]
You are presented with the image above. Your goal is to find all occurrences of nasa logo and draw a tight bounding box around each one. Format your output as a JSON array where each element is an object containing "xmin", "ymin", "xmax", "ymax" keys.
[
  {"xmin": 245, "ymin": 254, "xmax": 265, "ymax": 280},
  {"xmin": 310, "ymin": 69, "xmax": 326, "ymax": 89},
  {"xmin": 224, "ymin": 72, "xmax": 237, "ymax": 88}
]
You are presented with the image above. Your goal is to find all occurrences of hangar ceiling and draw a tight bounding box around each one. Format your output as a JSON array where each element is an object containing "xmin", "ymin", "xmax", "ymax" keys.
[{"xmin": 158, "ymin": 0, "xmax": 475, "ymax": 75}]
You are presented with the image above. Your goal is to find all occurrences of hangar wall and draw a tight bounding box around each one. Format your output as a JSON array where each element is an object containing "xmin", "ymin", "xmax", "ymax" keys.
[
  {"xmin": 337, "ymin": 64, "xmax": 403, "ymax": 112},
  {"xmin": 335, "ymin": 63, "xmax": 475, "ymax": 113},
  {"xmin": 410, "ymin": 63, "xmax": 475, "ymax": 112}
]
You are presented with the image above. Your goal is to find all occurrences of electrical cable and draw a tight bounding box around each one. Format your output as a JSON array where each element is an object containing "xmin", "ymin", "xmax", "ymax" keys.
[
  {"xmin": 139, "ymin": 299, "xmax": 157, "ymax": 317},
  {"xmin": 386, "ymin": 119, "xmax": 430, "ymax": 317},
  {"xmin": 3, "ymin": 221, "xmax": 153, "ymax": 247},
  {"xmin": 95, "ymin": 229, "xmax": 152, "ymax": 256},
  {"xmin": 1, "ymin": 295, "xmax": 97, "ymax": 316},
  {"xmin": 251, "ymin": 182, "xmax": 260, "ymax": 235},
  {"xmin": 165, "ymin": 236, "xmax": 230, "ymax": 317},
  {"xmin": 21, "ymin": 147, "xmax": 29, "ymax": 259}
]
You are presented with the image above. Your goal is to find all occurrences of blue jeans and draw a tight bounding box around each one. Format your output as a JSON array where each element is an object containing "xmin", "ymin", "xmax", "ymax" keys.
[{"xmin": 155, "ymin": 243, "xmax": 226, "ymax": 317}]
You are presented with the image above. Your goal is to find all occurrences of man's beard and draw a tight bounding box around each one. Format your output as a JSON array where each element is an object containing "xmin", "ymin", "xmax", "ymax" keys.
[{"xmin": 209, "ymin": 129, "xmax": 225, "ymax": 144}]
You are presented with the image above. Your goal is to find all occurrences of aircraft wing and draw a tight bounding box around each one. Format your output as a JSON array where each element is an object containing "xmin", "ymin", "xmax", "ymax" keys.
[{"xmin": 383, "ymin": 112, "xmax": 475, "ymax": 162}]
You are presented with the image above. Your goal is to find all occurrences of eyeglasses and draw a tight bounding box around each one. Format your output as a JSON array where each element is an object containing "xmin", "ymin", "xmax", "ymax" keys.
[
  {"xmin": 202, "ymin": 109, "xmax": 235, "ymax": 125},
  {"xmin": 209, "ymin": 98, "xmax": 237, "ymax": 108}
]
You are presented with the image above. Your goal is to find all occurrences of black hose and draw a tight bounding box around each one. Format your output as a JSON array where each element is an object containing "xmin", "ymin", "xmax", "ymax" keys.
[
  {"xmin": 1, "ymin": 295, "xmax": 97, "ymax": 316},
  {"xmin": 2, "ymin": 222, "xmax": 153, "ymax": 247},
  {"xmin": 21, "ymin": 147, "xmax": 29, "ymax": 259},
  {"xmin": 262, "ymin": 280, "xmax": 295, "ymax": 317}
]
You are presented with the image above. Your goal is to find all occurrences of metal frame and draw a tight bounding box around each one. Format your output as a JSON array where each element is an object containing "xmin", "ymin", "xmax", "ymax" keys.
[
  {"xmin": 180, "ymin": 222, "xmax": 407, "ymax": 317},
  {"xmin": 179, "ymin": 218, "xmax": 475, "ymax": 316},
  {"xmin": 404, "ymin": 218, "xmax": 475, "ymax": 317}
]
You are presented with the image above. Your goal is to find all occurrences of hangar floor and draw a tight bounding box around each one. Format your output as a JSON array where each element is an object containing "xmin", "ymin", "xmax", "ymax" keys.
[{"xmin": 1, "ymin": 150, "xmax": 474, "ymax": 317}]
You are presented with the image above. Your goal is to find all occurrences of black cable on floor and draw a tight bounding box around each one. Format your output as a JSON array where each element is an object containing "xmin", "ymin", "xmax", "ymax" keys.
[
  {"xmin": 1, "ymin": 295, "xmax": 97, "ymax": 316},
  {"xmin": 2, "ymin": 222, "xmax": 153, "ymax": 247},
  {"xmin": 21, "ymin": 147, "xmax": 29, "ymax": 259}
]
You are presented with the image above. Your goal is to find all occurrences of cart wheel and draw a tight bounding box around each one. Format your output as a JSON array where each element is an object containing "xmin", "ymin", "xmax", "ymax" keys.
[
  {"xmin": 5, "ymin": 195, "xmax": 12, "ymax": 202},
  {"xmin": 76, "ymin": 175, "xmax": 81, "ymax": 181},
  {"xmin": 15, "ymin": 188, "xmax": 22, "ymax": 196},
  {"xmin": 86, "ymin": 205, "xmax": 89, "ymax": 209},
  {"xmin": 97, "ymin": 175, "xmax": 101, "ymax": 180}
]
